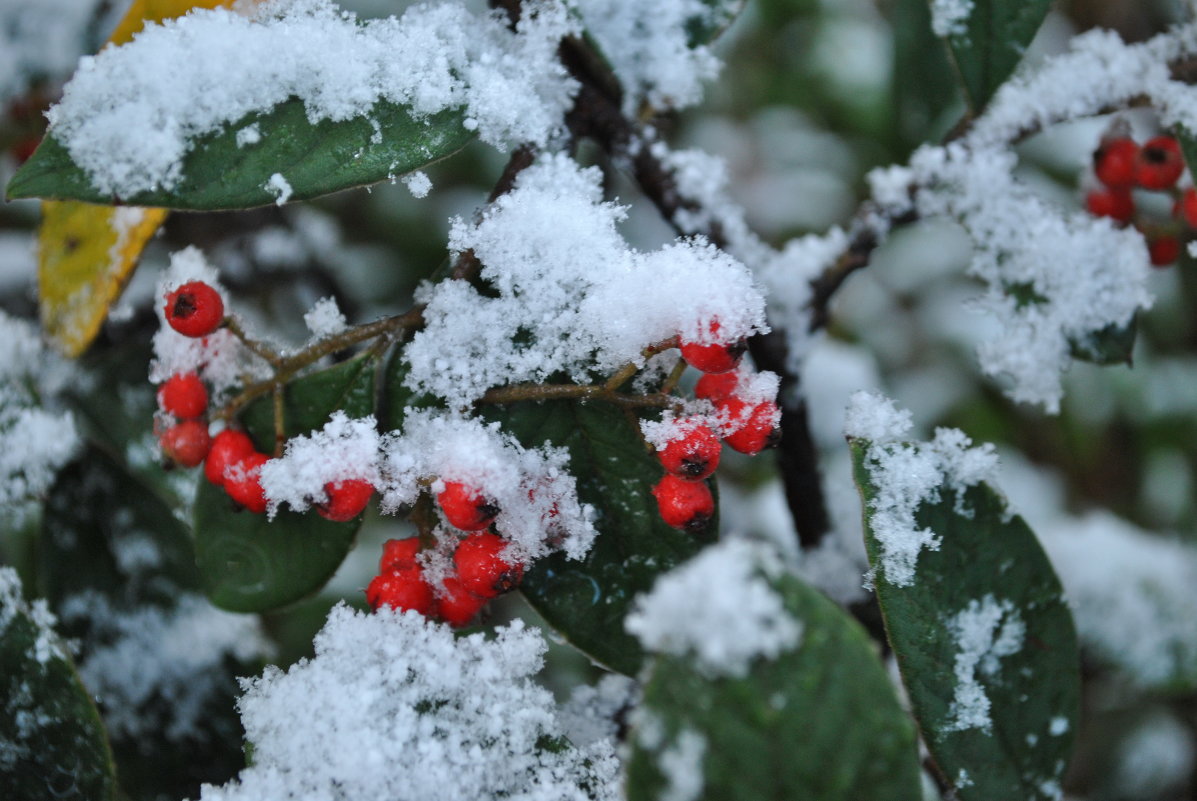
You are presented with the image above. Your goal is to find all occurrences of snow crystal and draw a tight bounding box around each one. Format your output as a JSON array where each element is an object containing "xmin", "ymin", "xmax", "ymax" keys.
[
  {"xmin": 625, "ymin": 538, "xmax": 802, "ymax": 679},
  {"xmin": 301, "ymin": 295, "xmax": 348, "ymax": 339},
  {"xmin": 0, "ymin": 567, "xmax": 66, "ymax": 665},
  {"xmin": 46, "ymin": 0, "xmax": 579, "ymax": 197},
  {"xmin": 402, "ymin": 170, "xmax": 432, "ymax": 198},
  {"xmin": 59, "ymin": 591, "xmax": 272, "ymax": 742},
  {"xmin": 846, "ymin": 392, "xmax": 999, "ymax": 587},
  {"xmin": 406, "ymin": 154, "xmax": 767, "ymax": 407},
  {"xmin": 575, "ymin": 0, "xmax": 724, "ymax": 114},
  {"xmin": 265, "ymin": 172, "xmax": 293, "ymax": 206},
  {"xmin": 929, "ymin": 0, "xmax": 973, "ymax": 38},
  {"xmin": 381, "ymin": 409, "xmax": 596, "ymax": 564},
  {"xmin": 943, "ymin": 595, "xmax": 1025, "ymax": 733},
  {"xmin": 1049, "ymin": 716, "xmax": 1069, "ymax": 736},
  {"xmin": 235, "ymin": 123, "xmax": 261, "ymax": 147},
  {"xmin": 197, "ymin": 605, "xmax": 620, "ymax": 801},
  {"xmin": 258, "ymin": 411, "xmax": 380, "ymax": 517}
]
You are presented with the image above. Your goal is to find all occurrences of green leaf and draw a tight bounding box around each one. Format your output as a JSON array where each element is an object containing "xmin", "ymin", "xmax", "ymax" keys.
[
  {"xmin": 1068, "ymin": 316, "xmax": 1137, "ymax": 366},
  {"xmin": 686, "ymin": 0, "xmax": 746, "ymax": 47},
  {"xmin": 7, "ymin": 100, "xmax": 474, "ymax": 210},
  {"xmin": 850, "ymin": 439, "xmax": 1081, "ymax": 801},
  {"xmin": 193, "ymin": 355, "xmax": 376, "ymax": 612},
  {"xmin": 488, "ymin": 399, "xmax": 717, "ymax": 676},
  {"xmin": 0, "ymin": 572, "xmax": 117, "ymax": 801},
  {"xmin": 938, "ymin": 0, "xmax": 1052, "ymax": 112},
  {"xmin": 890, "ymin": 0, "xmax": 962, "ymax": 152},
  {"xmin": 627, "ymin": 571, "xmax": 922, "ymax": 801}
]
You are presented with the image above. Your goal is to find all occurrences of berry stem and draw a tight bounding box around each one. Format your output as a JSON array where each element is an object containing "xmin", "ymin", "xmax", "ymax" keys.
[
  {"xmin": 477, "ymin": 382, "xmax": 682, "ymax": 410},
  {"xmin": 272, "ymin": 382, "xmax": 286, "ymax": 457},
  {"xmin": 602, "ymin": 337, "xmax": 682, "ymax": 391},
  {"xmin": 658, "ymin": 357, "xmax": 687, "ymax": 395},
  {"xmin": 223, "ymin": 315, "xmax": 284, "ymax": 367}
]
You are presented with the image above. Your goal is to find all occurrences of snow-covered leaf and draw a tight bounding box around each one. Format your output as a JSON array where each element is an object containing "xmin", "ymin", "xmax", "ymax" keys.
[
  {"xmin": 627, "ymin": 570, "xmax": 921, "ymax": 801},
  {"xmin": 850, "ymin": 439, "xmax": 1080, "ymax": 801},
  {"xmin": 488, "ymin": 398, "xmax": 717, "ymax": 676},
  {"xmin": 9, "ymin": 102, "xmax": 473, "ymax": 210},
  {"xmin": 1068, "ymin": 317, "xmax": 1136, "ymax": 366},
  {"xmin": 194, "ymin": 354, "xmax": 376, "ymax": 612},
  {"xmin": 0, "ymin": 568, "xmax": 117, "ymax": 801},
  {"xmin": 935, "ymin": 0, "xmax": 1052, "ymax": 112}
]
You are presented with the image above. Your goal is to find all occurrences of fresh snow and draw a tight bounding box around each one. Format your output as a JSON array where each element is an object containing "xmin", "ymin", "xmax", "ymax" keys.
[
  {"xmin": 929, "ymin": 0, "xmax": 973, "ymax": 38},
  {"xmin": 625, "ymin": 538, "xmax": 802, "ymax": 678},
  {"xmin": 943, "ymin": 595, "xmax": 1025, "ymax": 733}
]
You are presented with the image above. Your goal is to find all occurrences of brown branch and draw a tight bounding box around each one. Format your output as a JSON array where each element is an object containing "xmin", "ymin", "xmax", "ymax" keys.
[{"xmin": 477, "ymin": 381, "xmax": 681, "ymax": 410}]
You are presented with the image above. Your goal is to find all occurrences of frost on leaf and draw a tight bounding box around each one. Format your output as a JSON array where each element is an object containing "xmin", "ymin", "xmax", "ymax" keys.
[
  {"xmin": 625, "ymin": 538, "xmax": 802, "ymax": 679},
  {"xmin": 44, "ymin": 0, "xmax": 579, "ymax": 197},
  {"xmin": 943, "ymin": 595, "xmax": 1025, "ymax": 734},
  {"xmin": 846, "ymin": 391, "xmax": 999, "ymax": 587},
  {"xmin": 405, "ymin": 154, "xmax": 767, "ymax": 408},
  {"xmin": 198, "ymin": 606, "xmax": 620, "ymax": 801}
]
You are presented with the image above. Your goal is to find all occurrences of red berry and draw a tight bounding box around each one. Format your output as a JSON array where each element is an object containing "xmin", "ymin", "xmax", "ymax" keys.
[
  {"xmin": 437, "ymin": 481, "xmax": 499, "ymax": 531},
  {"xmin": 724, "ymin": 401, "xmax": 781, "ymax": 455},
  {"xmin": 157, "ymin": 372, "xmax": 208, "ymax": 418},
  {"xmin": 1149, "ymin": 236, "xmax": 1181, "ymax": 267},
  {"xmin": 657, "ymin": 422, "xmax": 721, "ymax": 480},
  {"xmin": 316, "ymin": 478, "xmax": 374, "ymax": 522},
  {"xmin": 379, "ymin": 538, "xmax": 422, "ymax": 573},
  {"xmin": 1093, "ymin": 137, "xmax": 1139, "ymax": 189},
  {"xmin": 652, "ymin": 474, "xmax": 715, "ymax": 533},
  {"xmin": 1085, "ymin": 187, "xmax": 1134, "ymax": 224},
  {"xmin": 225, "ymin": 451, "xmax": 270, "ymax": 514},
  {"xmin": 1135, "ymin": 136, "xmax": 1185, "ymax": 190},
  {"xmin": 679, "ymin": 319, "xmax": 747, "ymax": 374},
  {"xmin": 1176, "ymin": 188, "xmax": 1197, "ymax": 228},
  {"xmin": 694, "ymin": 371, "xmax": 739, "ymax": 402},
  {"xmin": 164, "ymin": 281, "xmax": 224, "ymax": 338},
  {"xmin": 366, "ymin": 566, "xmax": 435, "ymax": 616},
  {"xmin": 203, "ymin": 429, "xmax": 255, "ymax": 486},
  {"xmin": 435, "ymin": 575, "xmax": 488, "ymax": 627},
  {"xmin": 159, "ymin": 419, "xmax": 211, "ymax": 467},
  {"xmin": 454, "ymin": 532, "xmax": 523, "ymax": 599}
]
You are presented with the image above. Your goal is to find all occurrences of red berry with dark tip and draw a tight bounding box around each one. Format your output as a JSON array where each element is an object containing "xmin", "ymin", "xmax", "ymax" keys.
[
  {"xmin": 454, "ymin": 532, "xmax": 523, "ymax": 599},
  {"xmin": 379, "ymin": 537, "xmax": 421, "ymax": 573},
  {"xmin": 204, "ymin": 429, "xmax": 255, "ymax": 486},
  {"xmin": 157, "ymin": 372, "xmax": 208, "ymax": 418},
  {"xmin": 658, "ymin": 422, "xmax": 721, "ymax": 480},
  {"xmin": 436, "ymin": 576, "xmax": 488, "ymax": 627},
  {"xmin": 724, "ymin": 400, "xmax": 782, "ymax": 455},
  {"xmin": 438, "ymin": 481, "xmax": 499, "ymax": 531},
  {"xmin": 679, "ymin": 319, "xmax": 747, "ymax": 374},
  {"xmin": 1149, "ymin": 236, "xmax": 1181, "ymax": 267},
  {"xmin": 1093, "ymin": 137, "xmax": 1139, "ymax": 189},
  {"xmin": 652, "ymin": 474, "xmax": 715, "ymax": 533},
  {"xmin": 695, "ymin": 371, "xmax": 739, "ymax": 402},
  {"xmin": 1135, "ymin": 136, "xmax": 1185, "ymax": 190},
  {"xmin": 164, "ymin": 281, "xmax": 224, "ymax": 338},
  {"xmin": 366, "ymin": 566, "xmax": 435, "ymax": 616},
  {"xmin": 316, "ymin": 478, "xmax": 374, "ymax": 522},
  {"xmin": 159, "ymin": 419, "xmax": 211, "ymax": 467},
  {"xmin": 1085, "ymin": 187, "xmax": 1134, "ymax": 224},
  {"xmin": 225, "ymin": 451, "xmax": 270, "ymax": 514}
]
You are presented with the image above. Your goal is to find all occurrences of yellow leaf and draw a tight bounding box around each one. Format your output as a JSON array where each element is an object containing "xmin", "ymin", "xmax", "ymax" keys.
[
  {"xmin": 38, "ymin": 0, "xmax": 248, "ymax": 356},
  {"xmin": 38, "ymin": 204, "xmax": 169, "ymax": 356}
]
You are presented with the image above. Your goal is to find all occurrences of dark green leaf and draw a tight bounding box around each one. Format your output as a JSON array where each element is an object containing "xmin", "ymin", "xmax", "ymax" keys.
[
  {"xmin": 686, "ymin": 0, "xmax": 747, "ymax": 47},
  {"xmin": 488, "ymin": 399, "xmax": 717, "ymax": 676},
  {"xmin": 7, "ymin": 101, "xmax": 474, "ymax": 210},
  {"xmin": 0, "ymin": 574, "xmax": 117, "ymax": 801},
  {"xmin": 938, "ymin": 0, "xmax": 1052, "ymax": 112},
  {"xmin": 627, "ymin": 571, "xmax": 922, "ymax": 801},
  {"xmin": 1069, "ymin": 316, "xmax": 1136, "ymax": 366},
  {"xmin": 890, "ymin": 0, "xmax": 962, "ymax": 153},
  {"xmin": 850, "ymin": 439, "xmax": 1081, "ymax": 801},
  {"xmin": 194, "ymin": 355, "xmax": 376, "ymax": 612}
]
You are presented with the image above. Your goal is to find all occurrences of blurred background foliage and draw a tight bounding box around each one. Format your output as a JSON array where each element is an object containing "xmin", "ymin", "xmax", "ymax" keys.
[{"xmin": 3, "ymin": 1, "xmax": 1197, "ymax": 799}]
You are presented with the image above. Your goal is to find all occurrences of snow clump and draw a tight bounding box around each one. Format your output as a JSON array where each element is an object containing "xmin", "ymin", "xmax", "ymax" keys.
[{"xmin": 943, "ymin": 594, "xmax": 1026, "ymax": 733}]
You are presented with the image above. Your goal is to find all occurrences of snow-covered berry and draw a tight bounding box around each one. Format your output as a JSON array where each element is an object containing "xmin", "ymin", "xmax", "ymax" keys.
[
  {"xmin": 379, "ymin": 537, "xmax": 421, "ymax": 573},
  {"xmin": 652, "ymin": 474, "xmax": 714, "ymax": 533},
  {"xmin": 164, "ymin": 281, "xmax": 224, "ymax": 338},
  {"xmin": 657, "ymin": 422, "xmax": 721, "ymax": 480},
  {"xmin": 159, "ymin": 419, "xmax": 211, "ymax": 467},
  {"xmin": 225, "ymin": 451, "xmax": 270, "ymax": 514},
  {"xmin": 679, "ymin": 320, "xmax": 747, "ymax": 374},
  {"xmin": 204, "ymin": 428, "xmax": 255, "ymax": 486},
  {"xmin": 157, "ymin": 372, "xmax": 208, "ymax": 418},
  {"xmin": 316, "ymin": 478, "xmax": 374, "ymax": 522},
  {"xmin": 454, "ymin": 532, "xmax": 523, "ymax": 599},
  {"xmin": 436, "ymin": 575, "xmax": 488, "ymax": 628},
  {"xmin": 438, "ymin": 481, "xmax": 499, "ymax": 531},
  {"xmin": 694, "ymin": 370, "xmax": 739, "ymax": 402},
  {"xmin": 366, "ymin": 566, "xmax": 435, "ymax": 616},
  {"xmin": 723, "ymin": 399, "xmax": 781, "ymax": 455},
  {"xmin": 1093, "ymin": 137, "xmax": 1139, "ymax": 189},
  {"xmin": 1135, "ymin": 136, "xmax": 1185, "ymax": 190}
]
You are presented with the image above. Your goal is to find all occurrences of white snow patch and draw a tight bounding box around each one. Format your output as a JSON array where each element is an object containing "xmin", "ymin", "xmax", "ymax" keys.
[
  {"xmin": 943, "ymin": 595, "xmax": 1025, "ymax": 734},
  {"xmin": 235, "ymin": 123, "xmax": 261, "ymax": 147},
  {"xmin": 265, "ymin": 172, "xmax": 293, "ymax": 206},
  {"xmin": 929, "ymin": 0, "xmax": 973, "ymax": 38},
  {"xmin": 259, "ymin": 411, "xmax": 381, "ymax": 518},
  {"xmin": 302, "ymin": 295, "xmax": 348, "ymax": 339},
  {"xmin": 402, "ymin": 170, "xmax": 432, "ymax": 198}
]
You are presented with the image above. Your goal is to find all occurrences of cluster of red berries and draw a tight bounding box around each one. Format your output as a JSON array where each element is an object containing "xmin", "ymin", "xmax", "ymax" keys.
[
  {"xmin": 156, "ymin": 280, "xmax": 374, "ymax": 522},
  {"xmin": 651, "ymin": 323, "xmax": 780, "ymax": 532},
  {"xmin": 366, "ymin": 489, "xmax": 524, "ymax": 627},
  {"xmin": 1085, "ymin": 132, "xmax": 1194, "ymax": 266}
]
